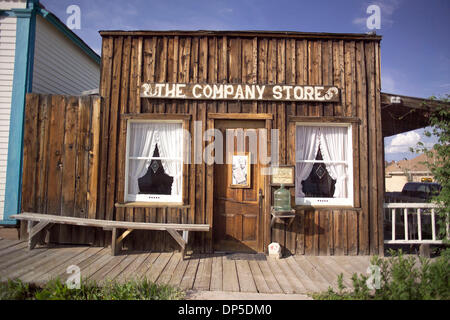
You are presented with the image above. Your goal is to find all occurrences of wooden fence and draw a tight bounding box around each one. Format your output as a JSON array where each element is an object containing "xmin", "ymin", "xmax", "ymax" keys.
[{"xmin": 21, "ymin": 94, "xmax": 101, "ymax": 245}]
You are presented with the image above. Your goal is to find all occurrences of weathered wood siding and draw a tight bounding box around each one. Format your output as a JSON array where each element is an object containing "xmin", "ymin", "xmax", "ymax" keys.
[
  {"xmin": 20, "ymin": 32, "xmax": 383, "ymax": 255},
  {"xmin": 20, "ymin": 94, "xmax": 101, "ymax": 244},
  {"xmin": 96, "ymin": 32, "xmax": 383, "ymax": 255}
]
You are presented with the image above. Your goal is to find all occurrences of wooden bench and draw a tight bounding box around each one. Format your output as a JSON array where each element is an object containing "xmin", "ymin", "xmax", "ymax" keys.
[{"xmin": 10, "ymin": 213, "xmax": 210, "ymax": 259}]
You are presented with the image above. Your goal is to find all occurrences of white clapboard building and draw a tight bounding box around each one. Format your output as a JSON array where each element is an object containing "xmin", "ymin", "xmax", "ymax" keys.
[{"xmin": 0, "ymin": 0, "xmax": 100, "ymax": 224}]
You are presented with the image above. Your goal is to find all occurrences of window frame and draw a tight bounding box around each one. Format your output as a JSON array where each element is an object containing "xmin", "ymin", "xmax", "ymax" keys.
[
  {"xmin": 295, "ymin": 122, "xmax": 354, "ymax": 207},
  {"xmin": 124, "ymin": 119, "xmax": 184, "ymax": 204}
]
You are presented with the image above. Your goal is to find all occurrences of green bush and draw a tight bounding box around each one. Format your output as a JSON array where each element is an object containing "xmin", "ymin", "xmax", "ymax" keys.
[
  {"xmin": 313, "ymin": 249, "xmax": 450, "ymax": 300},
  {"xmin": 0, "ymin": 278, "xmax": 184, "ymax": 300},
  {"xmin": 411, "ymin": 95, "xmax": 450, "ymax": 243},
  {"xmin": 0, "ymin": 279, "xmax": 35, "ymax": 300}
]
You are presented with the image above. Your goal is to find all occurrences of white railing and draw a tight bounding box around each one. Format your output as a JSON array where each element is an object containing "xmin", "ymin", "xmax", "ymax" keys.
[{"xmin": 384, "ymin": 203, "xmax": 449, "ymax": 244}]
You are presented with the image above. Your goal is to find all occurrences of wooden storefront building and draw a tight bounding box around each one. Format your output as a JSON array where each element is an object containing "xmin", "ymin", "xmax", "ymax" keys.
[{"xmin": 20, "ymin": 30, "xmax": 388, "ymax": 256}]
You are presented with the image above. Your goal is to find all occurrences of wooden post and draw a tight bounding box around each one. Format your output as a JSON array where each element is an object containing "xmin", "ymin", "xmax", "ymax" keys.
[
  {"xmin": 112, "ymin": 228, "xmax": 134, "ymax": 256},
  {"xmin": 417, "ymin": 209, "xmax": 422, "ymax": 242},
  {"xmin": 392, "ymin": 209, "xmax": 396, "ymax": 241},
  {"xmin": 419, "ymin": 244, "xmax": 430, "ymax": 258},
  {"xmin": 111, "ymin": 227, "xmax": 117, "ymax": 256}
]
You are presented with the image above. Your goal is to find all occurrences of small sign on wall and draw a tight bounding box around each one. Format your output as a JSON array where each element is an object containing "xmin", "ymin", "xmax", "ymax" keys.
[{"xmin": 270, "ymin": 165, "xmax": 295, "ymax": 187}]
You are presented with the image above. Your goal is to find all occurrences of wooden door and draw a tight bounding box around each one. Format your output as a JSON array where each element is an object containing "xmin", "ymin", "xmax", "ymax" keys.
[{"xmin": 213, "ymin": 121, "xmax": 265, "ymax": 253}]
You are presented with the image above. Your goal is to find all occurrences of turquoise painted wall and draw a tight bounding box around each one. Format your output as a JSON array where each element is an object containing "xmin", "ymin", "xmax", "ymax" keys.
[{"xmin": 1, "ymin": 1, "xmax": 37, "ymax": 225}]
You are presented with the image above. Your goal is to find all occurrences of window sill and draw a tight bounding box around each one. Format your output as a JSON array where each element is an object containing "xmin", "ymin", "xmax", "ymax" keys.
[{"xmin": 115, "ymin": 202, "xmax": 190, "ymax": 209}]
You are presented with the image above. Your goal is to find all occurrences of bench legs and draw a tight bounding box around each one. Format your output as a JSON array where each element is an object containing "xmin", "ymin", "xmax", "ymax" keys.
[
  {"xmin": 166, "ymin": 229, "xmax": 189, "ymax": 259},
  {"xmin": 27, "ymin": 221, "xmax": 53, "ymax": 250},
  {"xmin": 111, "ymin": 228, "xmax": 190, "ymax": 259},
  {"xmin": 111, "ymin": 228, "xmax": 134, "ymax": 256}
]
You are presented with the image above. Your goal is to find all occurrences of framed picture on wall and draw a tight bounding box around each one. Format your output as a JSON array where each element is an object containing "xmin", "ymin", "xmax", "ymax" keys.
[{"xmin": 229, "ymin": 152, "xmax": 251, "ymax": 188}]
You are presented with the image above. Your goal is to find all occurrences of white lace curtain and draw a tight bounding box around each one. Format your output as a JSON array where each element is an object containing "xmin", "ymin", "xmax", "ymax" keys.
[
  {"xmin": 295, "ymin": 126, "xmax": 320, "ymax": 197},
  {"xmin": 295, "ymin": 126, "xmax": 348, "ymax": 198},
  {"xmin": 128, "ymin": 122, "xmax": 183, "ymax": 197},
  {"xmin": 320, "ymin": 127, "xmax": 348, "ymax": 198}
]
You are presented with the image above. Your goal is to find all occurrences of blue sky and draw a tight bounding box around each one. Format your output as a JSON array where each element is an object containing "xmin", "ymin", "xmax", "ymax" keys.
[{"xmin": 39, "ymin": 0, "xmax": 449, "ymax": 161}]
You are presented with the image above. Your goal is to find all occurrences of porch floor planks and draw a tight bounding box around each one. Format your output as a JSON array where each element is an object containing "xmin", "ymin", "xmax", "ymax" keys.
[
  {"xmin": 305, "ymin": 256, "xmax": 344, "ymax": 290},
  {"xmin": 209, "ymin": 255, "xmax": 223, "ymax": 291},
  {"xmin": 266, "ymin": 257, "xmax": 295, "ymax": 293},
  {"xmin": 179, "ymin": 254, "xmax": 200, "ymax": 290},
  {"xmin": 285, "ymin": 256, "xmax": 322, "ymax": 293},
  {"xmin": 257, "ymin": 259, "xmax": 283, "ymax": 293},
  {"xmin": 235, "ymin": 259, "xmax": 257, "ymax": 293},
  {"xmin": 0, "ymin": 247, "xmax": 50, "ymax": 271},
  {"xmin": 193, "ymin": 254, "xmax": 213, "ymax": 291},
  {"xmin": 0, "ymin": 241, "xmax": 28, "ymax": 257},
  {"xmin": 248, "ymin": 260, "xmax": 271, "ymax": 294},
  {"xmin": 76, "ymin": 249, "xmax": 117, "ymax": 281},
  {"xmin": 89, "ymin": 254, "xmax": 129, "ymax": 283},
  {"xmin": 157, "ymin": 253, "xmax": 182, "ymax": 285},
  {"xmin": 315, "ymin": 256, "xmax": 354, "ymax": 288},
  {"xmin": 275, "ymin": 258, "xmax": 307, "ymax": 294},
  {"xmin": 0, "ymin": 239, "xmax": 22, "ymax": 251},
  {"xmin": 337, "ymin": 255, "xmax": 371, "ymax": 274},
  {"xmin": 330, "ymin": 256, "xmax": 367, "ymax": 279},
  {"xmin": 1, "ymin": 246, "xmax": 70, "ymax": 280},
  {"xmin": 0, "ymin": 240, "xmax": 380, "ymax": 294},
  {"xmin": 222, "ymin": 257, "xmax": 240, "ymax": 292},
  {"xmin": 59, "ymin": 247, "xmax": 110, "ymax": 282},
  {"xmin": 20, "ymin": 246, "xmax": 91, "ymax": 283},
  {"xmin": 100, "ymin": 253, "xmax": 141, "ymax": 283},
  {"xmin": 38, "ymin": 247, "xmax": 104, "ymax": 284},
  {"xmin": 168, "ymin": 255, "xmax": 190, "ymax": 288},
  {"xmin": 293, "ymin": 256, "xmax": 332, "ymax": 292},
  {"xmin": 115, "ymin": 252, "xmax": 154, "ymax": 283},
  {"xmin": 145, "ymin": 252, "xmax": 173, "ymax": 283}
]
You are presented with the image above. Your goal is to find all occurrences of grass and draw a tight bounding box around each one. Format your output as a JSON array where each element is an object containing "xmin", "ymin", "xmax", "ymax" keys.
[{"xmin": 0, "ymin": 277, "xmax": 185, "ymax": 300}]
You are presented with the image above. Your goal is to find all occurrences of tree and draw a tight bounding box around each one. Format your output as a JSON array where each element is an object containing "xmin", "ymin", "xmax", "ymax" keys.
[{"xmin": 412, "ymin": 94, "xmax": 449, "ymax": 243}]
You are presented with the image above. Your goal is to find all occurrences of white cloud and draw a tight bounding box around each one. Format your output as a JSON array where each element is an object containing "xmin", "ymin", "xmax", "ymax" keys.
[
  {"xmin": 381, "ymin": 73, "xmax": 396, "ymax": 93},
  {"xmin": 352, "ymin": 17, "xmax": 367, "ymax": 27},
  {"xmin": 386, "ymin": 131, "xmax": 421, "ymax": 154},
  {"xmin": 220, "ymin": 8, "xmax": 233, "ymax": 14}
]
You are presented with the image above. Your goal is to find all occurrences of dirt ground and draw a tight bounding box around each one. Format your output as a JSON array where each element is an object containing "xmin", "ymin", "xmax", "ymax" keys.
[{"xmin": 0, "ymin": 226, "xmax": 20, "ymax": 240}]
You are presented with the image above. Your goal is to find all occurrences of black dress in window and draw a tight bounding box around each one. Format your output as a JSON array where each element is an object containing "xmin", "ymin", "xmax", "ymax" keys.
[
  {"xmin": 301, "ymin": 149, "xmax": 336, "ymax": 198},
  {"xmin": 138, "ymin": 144, "xmax": 174, "ymax": 195}
]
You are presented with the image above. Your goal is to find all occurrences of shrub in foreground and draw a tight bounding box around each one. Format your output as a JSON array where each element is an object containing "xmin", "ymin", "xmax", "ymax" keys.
[
  {"xmin": 313, "ymin": 249, "xmax": 450, "ymax": 300},
  {"xmin": 0, "ymin": 278, "xmax": 184, "ymax": 300}
]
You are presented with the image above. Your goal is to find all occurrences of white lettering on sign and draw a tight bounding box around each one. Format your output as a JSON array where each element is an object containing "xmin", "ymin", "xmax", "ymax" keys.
[{"xmin": 140, "ymin": 83, "xmax": 340, "ymax": 102}]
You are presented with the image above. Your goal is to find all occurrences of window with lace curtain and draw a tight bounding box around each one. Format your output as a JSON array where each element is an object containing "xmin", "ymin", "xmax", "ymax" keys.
[
  {"xmin": 124, "ymin": 120, "xmax": 184, "ymax": 203},
  {"xmin": 295, "ymin": 123, "xmax": 353, "ymax": 206}
]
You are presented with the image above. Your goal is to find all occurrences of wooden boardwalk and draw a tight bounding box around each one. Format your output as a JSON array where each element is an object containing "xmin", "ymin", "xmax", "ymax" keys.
[{"xmin": 0, "ymin": 239, "xmax": 372, "ymax": 294}]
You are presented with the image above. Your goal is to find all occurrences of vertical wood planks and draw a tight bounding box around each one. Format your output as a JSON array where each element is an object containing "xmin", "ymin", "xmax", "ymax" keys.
[
  {"xmin": 60, "ymin": 96, "xmax": 78, "ymax": 243},
  {"xmin": 21, "ymin": 94, "xmax": 39, "ymax": 214},
  {"xmin": 21, "ymin": 94, "xmax": 101, "ymax": 245},
  {"xmin": 375, "ymin": 42, "xmax": 384, "ymax": 255},
  {"xmin": 365, "ymin": 42, "xmax": 379, "ymax": 255}
]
